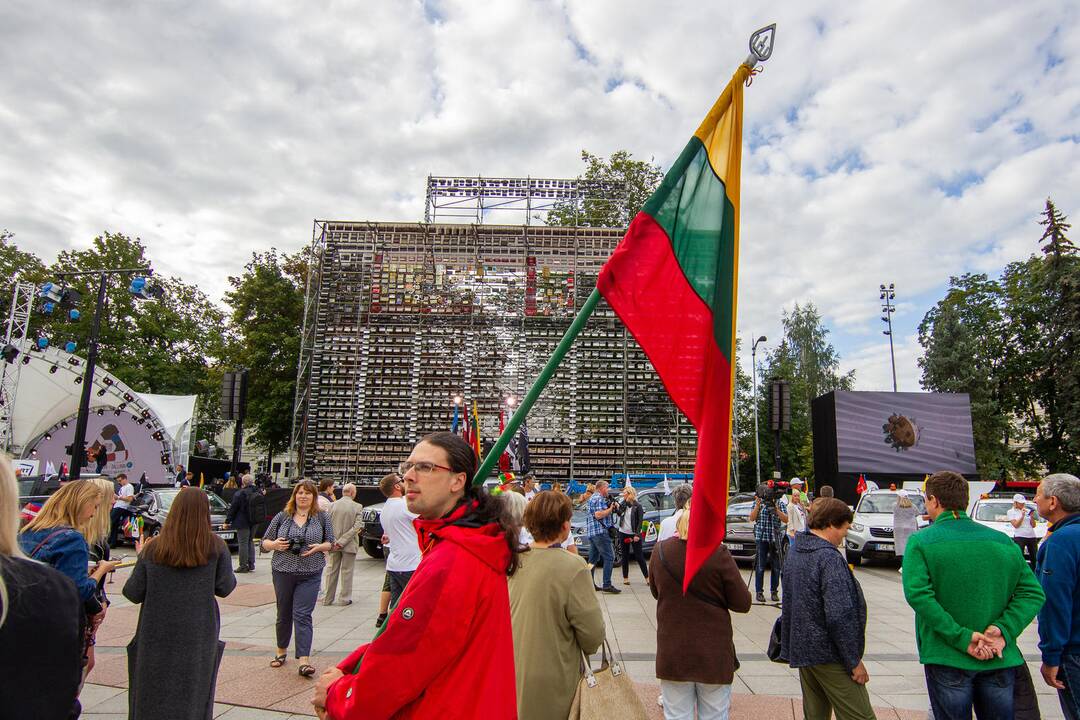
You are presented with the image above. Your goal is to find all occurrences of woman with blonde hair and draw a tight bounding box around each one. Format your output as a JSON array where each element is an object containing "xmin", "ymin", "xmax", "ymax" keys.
[
  {"xmin": 1, "ymin": 458, "xmax": 84, "ymax": 718},
  {"xmin": 123, "ymin": 487, "xmax": 236, "ymax": 719},
  {"xmin": 261, "ymin": 479, "xmax": 334, "ymax": 677},
  {"xmin": 616, "ymin": 486, "xmax": 649, "ymax": 585},
  {"xmin": 86, "ymin": 477, "xmax": 117, "ymax": 562},
  {"xmin": 649, "ymin": 499, "xmax": 752, "ymax": 719},
  {"xmin": 19, "ymin": 480, "xmax": 116, "ymax": 686}
]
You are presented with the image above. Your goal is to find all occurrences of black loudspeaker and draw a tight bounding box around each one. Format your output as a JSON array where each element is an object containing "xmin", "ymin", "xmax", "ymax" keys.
[
  {"xmin": 769, "ymin": 378, "xmax": 791, "ymax": 432},
  {"xmin": 220, "ymin": 370, "xmax": 249, "ymax": 421}
]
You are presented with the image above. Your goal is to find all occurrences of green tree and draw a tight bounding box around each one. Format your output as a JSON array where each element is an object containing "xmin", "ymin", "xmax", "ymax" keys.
[
  {"xmin": 757, "ymin": 303, "xmax": 855, "ymax": 483},
  {"xmin": 224, "ymin": 249, "xmax": 306, "ymax": 460},
  {"xmin": 0, "ymin": 230, "xmax": 49, "ymax": 324},
  {"xmin": 918, "ymin": 273, "xmax": 1019, "ymax": 478},
  {"xmin": 545, "ymin": 150, "xmax": 663, "ymax": 227}
]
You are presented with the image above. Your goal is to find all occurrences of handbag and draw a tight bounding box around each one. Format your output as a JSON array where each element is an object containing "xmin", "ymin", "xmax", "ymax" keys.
[
  {"xmin": 767, "ymin": 616, "xmax": 787, "ymax": 663},
  {"xmin": 568, "ymin": 639, "xmax": 648, "ymax": 720}
]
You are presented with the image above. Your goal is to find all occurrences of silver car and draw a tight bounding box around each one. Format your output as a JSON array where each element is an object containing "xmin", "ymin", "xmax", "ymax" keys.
[{"xmin": 845, "ymin": 490, "xmax": 927, "ymax": 566}]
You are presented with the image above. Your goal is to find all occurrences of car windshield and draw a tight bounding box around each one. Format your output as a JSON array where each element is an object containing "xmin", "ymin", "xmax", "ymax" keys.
[
  {"xmin": 639, "ymin": 492, "xmax": 676, "ymax": 513},
  {"xmin": 857, "ymin": 493, "xmax": 926, "ymax": 514},
  {"xmin": 727, "ymin": 502, "xmax": 754, "ymax": 523},
  {"xmin": 975, "ymin": 501, "xmax": 1042, "ymax": 523},
  {"xmin": 156, "ymin": 490, "xmax": 229, "ymax": 513}
]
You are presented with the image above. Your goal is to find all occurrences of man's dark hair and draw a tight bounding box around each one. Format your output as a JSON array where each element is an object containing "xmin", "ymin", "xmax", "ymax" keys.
[
  {"xmin": 925, "ymin": 471, "xmax": 968, "ymax": 511},
  {"xmin": 116, "ymin": 473, "xmax": 127, "ymax": 482},
  {"xmin": 318, "ymin": 478, "xmax": 335, "ymax": 493},
  {"xmin": 807, "ymin": 497, "xmax": 853, "ymax": 530},
  {"xmin": 419, "ymin": 431, "xmax": 520, "ymax": 576},
  {"xmin": 379, "ymin": 473, "xmax": 400, "ymax": 498},
  {"xmin": 817, "ymin": 485, "xmax": 834, "ymax": 498}
]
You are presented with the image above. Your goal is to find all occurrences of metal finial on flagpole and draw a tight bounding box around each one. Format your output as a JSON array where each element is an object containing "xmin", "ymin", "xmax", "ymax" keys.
[{"xmin": 744, "ymin": 23, "xmax": 777, "ymax": 67}]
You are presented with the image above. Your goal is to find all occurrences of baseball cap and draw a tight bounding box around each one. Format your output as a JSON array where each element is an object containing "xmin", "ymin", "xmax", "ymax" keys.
[
  {"xmin": 1013, "ymin": 493, "xmax": 1027, "ymax": 503},
  {"xmin": 790, "ymin": 477, "xmax": 804, "ymax": 486}
]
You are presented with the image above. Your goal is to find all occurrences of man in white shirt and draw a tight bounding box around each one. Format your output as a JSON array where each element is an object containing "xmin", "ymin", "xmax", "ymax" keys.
[
  {"xmin": 108, "ymin": 473, "xmax": 135, "ymax": 547},
  {"xmin": 657, "ymin": 484, "xmax": 693, "ymax": 542},
  {"xmin": 379, "ymin": 473, "xmax": 421, "ymax": 607},
  {"xmin": 523, "ymin": 474, "xmax": 538, "ymax": 502},
  {"xmin": 1007, "ymin": 493, "xmax": 1039, "ymax": 571},
  {"xmin": 785, "ymin": 478, "xmax": 808, "ymax": 539}
]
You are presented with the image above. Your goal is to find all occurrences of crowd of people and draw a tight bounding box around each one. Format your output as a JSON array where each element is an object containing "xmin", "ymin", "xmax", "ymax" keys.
[{"xmin": 4, "ymin": 442, "xmax": 1080, "ymax": 720}]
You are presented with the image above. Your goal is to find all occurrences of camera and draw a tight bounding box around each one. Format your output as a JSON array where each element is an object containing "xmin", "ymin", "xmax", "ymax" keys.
[
  {"xmin": 286, "ymin": 539, "xmax": 306, "ymax": 554},
  {"xmin": 755, "ymin": 480, "xmax": 789, "ymax": 505}
]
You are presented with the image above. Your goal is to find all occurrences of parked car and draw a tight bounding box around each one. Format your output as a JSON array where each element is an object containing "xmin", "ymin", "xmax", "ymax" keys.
[
  {"xmin": 121, "ymin": 488, "xmax": 238, "ymax": 550},
  {"xmin": 845, "ymin": 489, "xmax": 928, "ymax": 566},
  {"xmin": 970, "ymin": 496, "xmax": 1048, "ymax": 539},
  {"xmin": 360, "ymin": 502, "xmax": 388, "ymax": 559},
  {"xmin": 723, "ymin": 500, "xmax": 756, "ymax": 564}
]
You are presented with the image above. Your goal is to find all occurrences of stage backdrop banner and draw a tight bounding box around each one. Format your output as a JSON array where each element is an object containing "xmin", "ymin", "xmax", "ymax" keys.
[
  {"xmin": 29, "ymin": 412, "xmax": 173, "ymax": 485},
  {"xmin": 832, "ymin": 391, "xmax": 977, "ymax": 475}
]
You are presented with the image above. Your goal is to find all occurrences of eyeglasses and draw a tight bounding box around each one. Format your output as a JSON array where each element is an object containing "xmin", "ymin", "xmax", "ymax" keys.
[{"xmin": 398, "ymin": 461, "xmax": 454, "ymax": 476}]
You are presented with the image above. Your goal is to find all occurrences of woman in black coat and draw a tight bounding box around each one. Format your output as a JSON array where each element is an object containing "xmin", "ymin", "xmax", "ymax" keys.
[
  {"xmin": 123, "ymin": 487, "xmax": 236, "ymax": 720},
  {"xmin": 616, "ymin": 487, "xmax": 649, "ymax": 584}
]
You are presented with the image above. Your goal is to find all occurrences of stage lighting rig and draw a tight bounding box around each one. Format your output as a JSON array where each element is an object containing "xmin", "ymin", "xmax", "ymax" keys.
[
  {"xmin": 129, "ymin": 277, "xmax": 164, "ymax": 300},
  {"xmin": 65, "ymin": 341, "xmax": 77, "ymax": 353},
  {"xmin": 49, "ymin": 365, "xmax": 58, "ymax": 374},
  {"xmin": 1, "ymin": 344, "xmax": 19, "ymax": 364}
]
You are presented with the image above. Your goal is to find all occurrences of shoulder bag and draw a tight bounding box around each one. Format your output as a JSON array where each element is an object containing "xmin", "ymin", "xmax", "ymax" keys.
[{"xmin": 568, "ymin": 639, "xmax": 648, "ymax": 720}]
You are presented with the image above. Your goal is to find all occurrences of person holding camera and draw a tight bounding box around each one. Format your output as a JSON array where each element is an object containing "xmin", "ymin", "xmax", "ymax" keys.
[
  {"xmin": 585, "ymin": 480, "xmax": 621, "ymax": 593},
  {"xmin": 749, "ymin": 484, "xmax": 788, "ymax": 603},
  {"xmin": 261, "ymin": 480, "xmax": 335, "ymax": 678}
]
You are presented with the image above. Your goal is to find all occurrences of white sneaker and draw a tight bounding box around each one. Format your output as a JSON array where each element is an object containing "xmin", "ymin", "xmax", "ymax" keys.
[{"xmin": 657, "ymin": 694, "xmax": 663, "ymax": 708}]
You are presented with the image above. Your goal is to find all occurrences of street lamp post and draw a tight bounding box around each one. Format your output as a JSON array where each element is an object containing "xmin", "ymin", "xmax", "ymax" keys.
[
  {"xmin": 880, "ymin": 283, "xmax": 898, "ymax": 392},
  {"xmin": 751, "ymin": 334, "xmax": 767, "ymax": 486},
  {"xmin": 59, "ymin": 267, "xmax": 152, "ymax": 481}
]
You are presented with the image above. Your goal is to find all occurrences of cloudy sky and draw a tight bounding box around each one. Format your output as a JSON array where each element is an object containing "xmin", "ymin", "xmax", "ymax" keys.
[{"xmin": 2, "ymin": 1, "xmax": 1077, "ymax": 392}]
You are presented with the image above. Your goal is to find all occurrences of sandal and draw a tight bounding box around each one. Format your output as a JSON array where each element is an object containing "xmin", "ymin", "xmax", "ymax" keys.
[
  {"xmin": 270, "ymin": 654, "xmax": 286, "ymax": 668},
  {"xmin": 299, "ymin": 663, "xmax": 317, "ymax": 677}
]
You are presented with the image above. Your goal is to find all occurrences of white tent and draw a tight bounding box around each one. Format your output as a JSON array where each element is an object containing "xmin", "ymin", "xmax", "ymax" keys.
[{"xmin": 6, "ymin": 346, "xmax": 196, "ymax": 468}]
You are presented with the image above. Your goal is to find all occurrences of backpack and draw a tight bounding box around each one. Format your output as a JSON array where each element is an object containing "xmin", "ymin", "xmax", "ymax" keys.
[{"xmin": 246, "ymin": 488, "xmax": 266, "ymax": 525}]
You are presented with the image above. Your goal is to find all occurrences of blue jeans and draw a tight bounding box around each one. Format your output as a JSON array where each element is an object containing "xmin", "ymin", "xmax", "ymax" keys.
[
  {"xmin": 1057, "ymin": 652, "xmax": 1080, "ymax": 720},
  {"xmin": 272, "ymin": 571, "xmax": 321, "ymax": 658},
  {"xmin": 588, "ymin": 533, "xmax": 615, "ymax": 587},
  {"xmin": 924, "ymin": 664, "xmax": 1014, "ymax": 720},
  {"xmin": 755, "ymin": 539, "xmax": 779, "ymax": 593}
]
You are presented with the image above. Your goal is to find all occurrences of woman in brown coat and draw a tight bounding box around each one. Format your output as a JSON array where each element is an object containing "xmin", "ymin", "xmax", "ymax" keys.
[{"xmin": 648, "ymin": 500, "xmax": 752, "ymax": 719}]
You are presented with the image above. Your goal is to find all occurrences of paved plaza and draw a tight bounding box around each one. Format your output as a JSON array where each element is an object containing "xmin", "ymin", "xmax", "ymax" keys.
[{"xmin": 80, "ymin": 551, "xmax": 1065, "ymax": 719}]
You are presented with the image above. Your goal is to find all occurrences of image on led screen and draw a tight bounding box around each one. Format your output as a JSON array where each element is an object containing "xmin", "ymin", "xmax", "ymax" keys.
[{"xmin": 833, "ymin": 391, "xmax": 977, "ymax": 475}]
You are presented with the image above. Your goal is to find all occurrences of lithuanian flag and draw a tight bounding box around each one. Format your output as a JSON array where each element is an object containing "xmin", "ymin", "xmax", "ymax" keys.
[
  {"xmin": 597, "ymin": 63, "xmax": 750, "ymax": 589},
  {"xmin": 469, "ymin": 400, "xmax": 481, "ymax": 459}
]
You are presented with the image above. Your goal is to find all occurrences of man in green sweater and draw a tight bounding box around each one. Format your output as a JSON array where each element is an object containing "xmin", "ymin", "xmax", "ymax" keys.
[{"xmin": 902, "ymin": 470, "xmax": 1045, "ymax": 719}]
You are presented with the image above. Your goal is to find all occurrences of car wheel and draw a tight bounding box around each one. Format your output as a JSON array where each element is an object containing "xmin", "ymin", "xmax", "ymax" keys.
[
  {"xmin": 846, "ymin": 550, "xmax": 862, "ymax": 567},
  {"xmin": 362, "ymin": 537, "xmax": 383, "ymax": 559}
]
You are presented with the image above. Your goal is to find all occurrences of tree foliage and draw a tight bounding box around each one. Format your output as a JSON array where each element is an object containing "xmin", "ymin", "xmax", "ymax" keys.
[
  {"xmin": 919, "ymin": 199, "xmax": 1080, "ymax": 476},
  {"xmin": 545, "ymin": 150, "xmax": 663, "ymax": 228},
  {"xmin": 224, "ymin": 249, "xmax": 306, "ymax": 459}
]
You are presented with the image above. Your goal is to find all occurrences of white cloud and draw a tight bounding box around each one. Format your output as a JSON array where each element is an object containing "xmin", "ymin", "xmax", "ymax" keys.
[{"xmin": 1, "ymin": 0, "xmax": 1078, "ymax": 392}]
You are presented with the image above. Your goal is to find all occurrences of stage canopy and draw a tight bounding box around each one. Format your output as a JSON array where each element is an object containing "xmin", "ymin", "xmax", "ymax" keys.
[{"xmin": 7, "ymin": 346, "xmax": 195, "ymax": 483}]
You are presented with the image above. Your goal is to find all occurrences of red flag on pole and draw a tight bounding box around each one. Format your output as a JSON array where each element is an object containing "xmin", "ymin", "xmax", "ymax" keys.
[
  {"xmin": 856, "ymin": 474, "xmax": 868, "ymax": 495},
  {"xmin": 498, "ymin": 409, "xmax": 510, "ymax": 472}
]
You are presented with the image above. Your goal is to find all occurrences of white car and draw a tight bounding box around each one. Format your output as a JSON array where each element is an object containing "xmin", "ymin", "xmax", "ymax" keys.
[
  {"xmin": 845, "ymin": 489, "xmax": 928, "ymax": 566},
  {"xmin": 970, "ymin": 497, "xmax": 1048, "ymax": 540}
]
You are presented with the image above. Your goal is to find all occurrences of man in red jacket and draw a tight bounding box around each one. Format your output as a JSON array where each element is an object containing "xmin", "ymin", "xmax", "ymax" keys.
[{"xmin": 312, "ymin": 432, "xmax": 520, "ymax": 720}]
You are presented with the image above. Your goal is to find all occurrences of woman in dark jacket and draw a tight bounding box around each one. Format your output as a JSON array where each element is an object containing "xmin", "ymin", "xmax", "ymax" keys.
[
  {"xmin": 648, "ymin": 500, "xmax": 752, "ymax": 718},
  {"xmin": 123, "ymin": 487, "xmax": 236, "ymax": 720},
  {"xmin": 1, "ymin": 461, "xmax": 84, "ymax": 720},
  {"xmin": 780, "ymin": 497, "xmax": 873, "ymax": 720},
  {"xmin": 617, "ymin": 487, "xmax": 649, "ymax": 585}
]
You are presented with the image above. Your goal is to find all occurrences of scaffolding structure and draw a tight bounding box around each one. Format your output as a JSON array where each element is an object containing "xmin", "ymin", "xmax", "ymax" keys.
[
  {"xmin": 292, "ymin": 220, "xmax": 699, "ymax": 484},
  {"xmin": 0, "ymin": 282, "xmax": 35, "ymax": 452},
  {"xmin": 424, "ymin": 175, "xmax": 628, "ymax": 225}
]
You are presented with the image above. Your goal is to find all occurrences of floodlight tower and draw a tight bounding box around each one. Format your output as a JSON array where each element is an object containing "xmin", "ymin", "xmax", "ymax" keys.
[{"xmin": 880, "ymin": 283, "xmax": 898, "ymax": 392}]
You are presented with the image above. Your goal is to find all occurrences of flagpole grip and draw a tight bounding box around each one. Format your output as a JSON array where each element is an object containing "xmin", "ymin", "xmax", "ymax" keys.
[{"xmin": 473, "ymin": 287, "xmax": 603, "ymax": 485}]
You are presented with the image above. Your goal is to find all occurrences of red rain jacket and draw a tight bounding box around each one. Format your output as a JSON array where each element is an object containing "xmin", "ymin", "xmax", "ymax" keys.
[{"xmin": 325, "ymin": 502, "xmax": 517, "ymax": 719}]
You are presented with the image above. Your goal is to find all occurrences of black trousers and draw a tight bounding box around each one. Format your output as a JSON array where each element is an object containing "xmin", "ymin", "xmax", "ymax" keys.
[
  {"xmin": 1013, "ymin": 536, "xmax": 1039, "ymax": 571},
  {"xmin": 619, "ymin": 532, "xmax": 648, "ymax": 579}
]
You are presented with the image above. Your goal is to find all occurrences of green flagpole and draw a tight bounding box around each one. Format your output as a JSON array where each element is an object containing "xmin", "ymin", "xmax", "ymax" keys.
[{"xmin": 473, "ymin": 287, "xmax": 602, "ymax": 485}]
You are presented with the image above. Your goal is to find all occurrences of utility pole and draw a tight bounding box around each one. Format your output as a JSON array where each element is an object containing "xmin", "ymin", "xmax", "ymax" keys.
[
  {"xmin": 751, "ymin": 335, "xmax": 767, "ymax": 485},
  {"xmin": 880, "ymin": 283, "xmax": 897, "ymax": 392}
]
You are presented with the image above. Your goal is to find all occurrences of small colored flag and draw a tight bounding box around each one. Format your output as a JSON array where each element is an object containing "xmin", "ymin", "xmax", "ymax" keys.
[
  {"xmin": 45, "ymin": 461, "xmax": 57, "ymax": 477},
  {"xmin": 199, "ymin": 472, "xmax": 205, "ymax": 489},
  {"xmin": 19, "ymin": 501, "xmax": 41, "ymax": 524},
  {"xmin": 507, "ymin": 420, "xmax": 531, "ymax": 474},
  {"xmin": 856, "ymin": 474, "xmax": 868, "ymax": 495},
  {"xmin": 469, "ymin": 400, "xmax": 481, "ymax": 459},
  {"xmin": 596, "ymin": 62, "xmax": 752, "ymax": 590},
  {"xmin": 662, "ymin": 474, "xmax": 671, "ymax": 494},
  {"xmin": 451, "ymin": 403, "xmax": 460, "ymax": 434},
  {"xmin": 498, "ymin": 409, "xmax": 510, "ymax": 472}
]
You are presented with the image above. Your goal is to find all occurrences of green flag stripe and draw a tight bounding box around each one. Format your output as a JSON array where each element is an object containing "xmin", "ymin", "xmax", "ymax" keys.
[{"xmin": 642, "ymin": 137, "xmax": 736, "ymax": 360}]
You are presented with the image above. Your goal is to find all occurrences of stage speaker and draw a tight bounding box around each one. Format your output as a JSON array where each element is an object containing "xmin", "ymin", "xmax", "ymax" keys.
[
  {"xmin": 769, "ymin": 378, "xmax": 791, "ymax": 432},
  {"xmin": 220, "ymin": 370, "xmax": 249, "ymax": 421}
]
